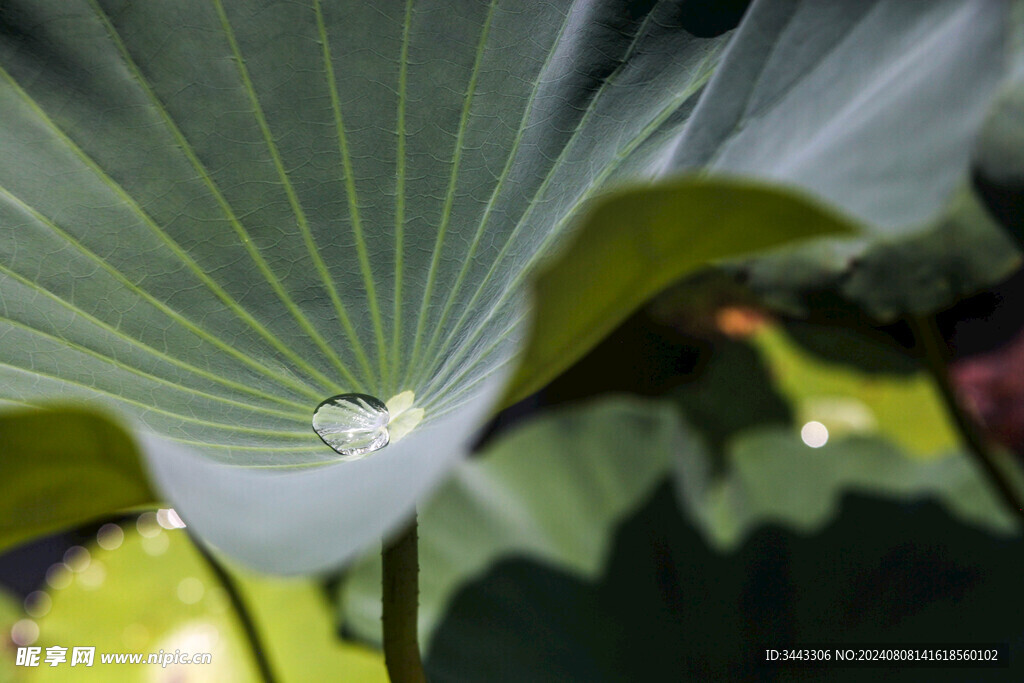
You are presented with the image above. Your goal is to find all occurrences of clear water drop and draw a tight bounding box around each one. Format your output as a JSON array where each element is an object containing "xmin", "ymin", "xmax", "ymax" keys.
[{"xmin": 312, "ymin": 393, "xmax": 390, "ymax": 459}]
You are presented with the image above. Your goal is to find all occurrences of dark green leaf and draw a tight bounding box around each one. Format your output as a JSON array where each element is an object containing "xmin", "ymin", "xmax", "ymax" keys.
[
  {"xmin": 336, "ymin": 397, "xmax": 1015, "ymax": 650},
  {"xmin": 427, "ymin": 482, "xmax": 1024, "ymax": 682}
]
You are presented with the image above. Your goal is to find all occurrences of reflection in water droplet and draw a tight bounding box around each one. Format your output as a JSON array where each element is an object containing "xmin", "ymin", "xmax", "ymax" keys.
[{"xmin": 312, "ymin": 394, "xmax": 390, "ymax": 459}]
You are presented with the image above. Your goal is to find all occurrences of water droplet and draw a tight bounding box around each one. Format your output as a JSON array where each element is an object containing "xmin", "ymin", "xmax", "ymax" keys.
[{"xmin": 312, "ymin": 394, "xmax": 390, "ymax": 459}]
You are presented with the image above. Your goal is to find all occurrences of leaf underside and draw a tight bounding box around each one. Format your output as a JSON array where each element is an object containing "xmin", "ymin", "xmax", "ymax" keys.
[
  {"xmin": 0, "ymin": 0, "xmax": 1018, "ymax": 468},
  {"xmin": 0, "ymin": 0, "xmax": 726, "ymax": 465}
]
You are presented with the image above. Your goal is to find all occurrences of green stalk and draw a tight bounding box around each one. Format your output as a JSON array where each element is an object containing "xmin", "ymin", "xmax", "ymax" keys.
[{"xmin": 382, "ymin": 515, "xmax": 427, "ymax": 682}]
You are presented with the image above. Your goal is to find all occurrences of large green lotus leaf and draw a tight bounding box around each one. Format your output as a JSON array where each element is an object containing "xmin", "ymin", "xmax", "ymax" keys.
[
  {"xmin": 0, "ymin": 0, "xmax": 727, "ymax": 465},
  {"xmin": 0, "ymin": 0, "xmax": 1017, "ymax": 575},
  {"xmin": 0, "ymin": 0, "xmax": 732, "ymax": 570},
  {"xmin": 335, "ymin": 398, "xmax": 1015, "ymax": 650},
  {"xmin": 1, "ymin": 0, "xmax": 1012, "ymax": 462},
  {"xmin": 662, "ymin": 0, "xmax": 1021, "ymax": 318}
]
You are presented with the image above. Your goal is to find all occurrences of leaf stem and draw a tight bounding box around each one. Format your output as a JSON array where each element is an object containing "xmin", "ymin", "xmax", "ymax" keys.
[
  {"xmin": 382, "ymin": 515, "xmax": 426, "ymax": 683},
  {"xmin": 189, "ymin": 533, "xmax": 278, "ymax": 683},
  {"xmin": 909, "ymin": 314, "xmax": 1024, "ymax": 525}
]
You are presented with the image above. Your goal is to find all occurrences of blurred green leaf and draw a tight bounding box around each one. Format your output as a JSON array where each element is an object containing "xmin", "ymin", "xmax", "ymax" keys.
[
  {"xmin": 242, "ymin": 577, "xmax": 387, "ymax": 683},
  {"xmin": 973, "ymin": 79, "xmax": 1024, "ymax": 244},
  {"xmin": 677, "ymin": 427, "xmax": 1016, "ymax": 551},
  {"xmin": 837, "ymin": 187, "xmax": 1021, "ymax": 318},
  {"xmin": 338, "ymin": 399, "xmax": 685, "ymax": 648},
  {"xmin": 337, "ymin": 397, "xmax": 1015, "ymax": 652},
  {"xmin": 505, "ymin": 178, "xmax": 858, "ymax": 403},
  {"xmin": 668, "ymin": 336, "xmax": 792, "ymax": 458},
  {"xmin": 427, "ymin": 478, "xmax": 1024, "ymax": 681},
  {"xmin": 0, "ymin": 588, "xmax": 19, "ymax": 683},
  {"xmin": 752, "ymin": 326, "xmax": 959, "ymax": 455},
  {"xmin": 780, "ymin": 317, "xmax": 919, "ymax": 376},
  {"xmin": 25, "ymin": 524, "xmax": 386, "ymax": 682},
  {"xmin": 736, "ymin": 186, "xmax": 1019, "ymax": 320},
  {"xmin": 671, "ymin": 0, "xmax": 1021, "ymax": 319},
  {"xmin": 0, "ymin": 407, "xmax": 155, "ymax": 553},
  {"xmin": 976, "ymin": 86, "xmax": 1024, "ymax": 188}
]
